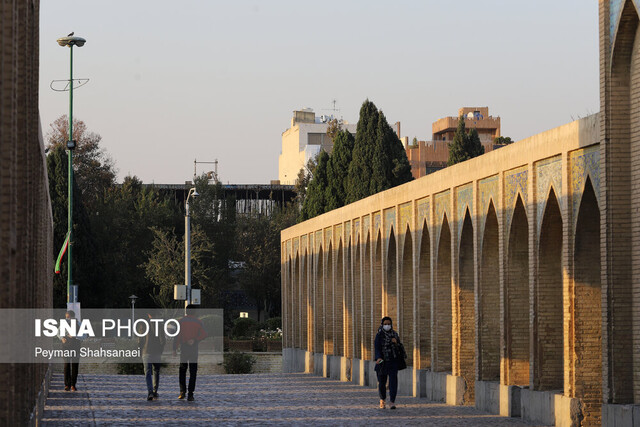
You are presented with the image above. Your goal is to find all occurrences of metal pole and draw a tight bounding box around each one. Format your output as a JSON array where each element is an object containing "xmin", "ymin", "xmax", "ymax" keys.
[
  {"xmin": 67, "ymin": 44, "xmax": 74, "ymax": 304},
  {"xmin": 185, "ymin": 197, "xmax": 191, "ymax": 311}
]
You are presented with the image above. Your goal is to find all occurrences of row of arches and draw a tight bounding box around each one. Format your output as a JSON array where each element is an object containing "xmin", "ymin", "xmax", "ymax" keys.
[{"xmin": 284, "ymin": 179, "xmax": 601, "ymax": 423}]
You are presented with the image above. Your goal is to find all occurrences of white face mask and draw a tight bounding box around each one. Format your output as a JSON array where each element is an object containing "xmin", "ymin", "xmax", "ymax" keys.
[{"xmin": 383, "ymin": 325, "xmax": 391, "ymax": 331}]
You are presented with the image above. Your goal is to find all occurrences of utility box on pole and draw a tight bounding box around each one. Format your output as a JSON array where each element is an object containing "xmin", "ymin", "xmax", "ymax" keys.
[{"xmin": 174, "ymin": 285, "xmax": 186, "ymax": 300}]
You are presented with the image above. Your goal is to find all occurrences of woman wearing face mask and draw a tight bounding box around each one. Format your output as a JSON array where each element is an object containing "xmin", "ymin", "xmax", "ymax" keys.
[{"xmin": 374, "ymin": 316, "xmax": 403, "ymax": 409}]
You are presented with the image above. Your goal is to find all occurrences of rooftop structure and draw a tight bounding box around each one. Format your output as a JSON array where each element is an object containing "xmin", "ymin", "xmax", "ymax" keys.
[{"xmin": 278, "ymin": 108, "xmax": 356, "ymax": 185}]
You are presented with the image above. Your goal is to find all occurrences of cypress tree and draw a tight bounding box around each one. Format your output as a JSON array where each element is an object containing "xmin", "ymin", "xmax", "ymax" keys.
[
  {"xmin": 325, "ymin": 129, "xmax": 355, "ymax": 211},
  {"xmin": 300, "ymin": 150, "xmax": 330, "ymax": 221},
  {"xmin": 347, "ymin": 99, "xmax": 412, "ymax": 204}
]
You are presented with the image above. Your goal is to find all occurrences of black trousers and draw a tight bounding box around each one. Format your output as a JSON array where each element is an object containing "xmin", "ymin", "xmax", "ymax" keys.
[
  {"xmin": 64, "ymin": 359, "xmax": 79, "ymax": 387},
  {"xmin": 376, "ymin": 360, "xmax": 398, "ymax": 402},
  {"xmin": 179, "ymin": 362, "xmax": 197, "ymax": 394}
]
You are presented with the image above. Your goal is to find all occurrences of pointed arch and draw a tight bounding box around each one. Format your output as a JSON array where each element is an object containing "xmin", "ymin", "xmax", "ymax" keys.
[
  {"xmin": 417, "ymin": 219, "xmax": 431, "ymax": 369},
  {"xmin": 294, "ymin": 253, "xmax": 301, "ymax": 348},
  {"xmin": 335, "ymin": 241, "xmax": 344, "ymax": 356},
  {"xmin": 314, "ymin": 246, "xmax": 324, "ymax": 354},
  {"xmin": 505, "ymin": 195, "xmax": 529, "ymax": 386},
  {"xmin": 401, "ymin": 225, "xmax": 414, "ymax": 367},
  {"xmin": 572, "ymin": 178, "xmax": 602, "ymax": 424},
  {"xmin": 434, "ymin": 214, "xmax": 452, "ymax": 372},
  {"xmin": 325, "ymin": 242, "xmax": 334, "ymax": 355},
  {"xmin": 534, "ymin": 187, "xmax": 563, "ymax": 390},
  {"xmin": 363, "ymin": 232, "xmax": 373, "ymax": 360},
  {"xmin": 479, "ymin": 201, "xmax": 500, "ymax": 380},
  {"xmin": 374, "ymin": 230, "xmax": 383, "ymax": 332},
  {"xmin": 385, "ymin": 229, "xmax": 398, "ymax": 322},
  {"xmin": 344, "ymin": 236, "xmax": 353, "ymax": 360},
  {"xmin": 354, "ymin": 236, "xmax": 362, "ymax": 359},
  {"xmin": 302, "ymin": 248, "xmax": 310, "ymax": 351},
  {"xmin": 457, "ymin": 208, "xmax": 476, "ymax": 402}
]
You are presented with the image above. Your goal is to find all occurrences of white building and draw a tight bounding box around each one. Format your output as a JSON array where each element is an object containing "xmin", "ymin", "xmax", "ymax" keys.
[{"xmin": 278, "ymin": 108, "xmax": 357, "ymax": 185}]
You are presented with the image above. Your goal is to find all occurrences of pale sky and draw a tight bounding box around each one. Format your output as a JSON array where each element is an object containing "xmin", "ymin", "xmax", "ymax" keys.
[{"xmin": 39, "ymin": 1, "xmax": 599, "ymax": 185}]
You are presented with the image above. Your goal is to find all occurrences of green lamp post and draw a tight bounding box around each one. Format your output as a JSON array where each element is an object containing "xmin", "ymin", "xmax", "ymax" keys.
[{"xmin": 56, "ymin": 34, "xmax": 86, "ymax": 304}]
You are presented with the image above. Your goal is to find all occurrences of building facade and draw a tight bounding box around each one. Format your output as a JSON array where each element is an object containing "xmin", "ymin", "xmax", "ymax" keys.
[{"xmin": 278, "ymin": 109, "xmax": 356, "ymax": 185}]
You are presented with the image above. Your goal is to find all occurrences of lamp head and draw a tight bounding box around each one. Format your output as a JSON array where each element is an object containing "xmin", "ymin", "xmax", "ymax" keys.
[
  {"xmin": 192, "ymin": 190, "xmax": 200, "ymax": 198},
  {"xmin": 57, "ymin": 36, "xmax": 86, "ymax": 47}
]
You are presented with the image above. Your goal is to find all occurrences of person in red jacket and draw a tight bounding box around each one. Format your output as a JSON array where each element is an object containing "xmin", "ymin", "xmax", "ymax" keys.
[{"xmin": 173, "ymin": 305, "xmax": 207, "ymax": 401}]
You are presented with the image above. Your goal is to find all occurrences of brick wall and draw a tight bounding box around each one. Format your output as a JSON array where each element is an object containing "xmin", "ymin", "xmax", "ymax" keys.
[{"xmin": 0, "ymin": 1, "xmax": 54, "ymax": 425}]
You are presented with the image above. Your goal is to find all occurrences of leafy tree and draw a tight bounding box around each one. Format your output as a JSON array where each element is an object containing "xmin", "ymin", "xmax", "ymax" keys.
[
  {"xmin": 493, "ymin": 136, "xmax": 513, "ymax": 145},
  {"xmin": 143, "ymin": 225, "xmax": 214, "ymax": 308},
  {"xmin": 89, "ymin": 176, "xmax": 182, "ymax": 307},
  {"xmin": 46, "ymin": 115, "xmax": 116, "ymax": 210},
  {"xmin": 326, "ymin": 118, "xmax": 341, "ymax": 140},
  {"xmin": 447, "ymin": 116, "xmax": 485, "ymax": 166},
  {"xmin": 47, "ymin": 145, "xmax": 100, "ymax": 307},
  {"xmin": 325, "ymin": 129, "xmax": 355, "ymax": 211},
  {"xmin": 300, "ymin": 150, "xmax": 330, "ymax": 221},
  {"xmin": 293, "ymin": 156, "xmax": 317, "ymax": 209},
  {"xmin": 410, "ymin": 137, "xmax": 419, "ymax": 148},
  {"xmin": 235, "ymin": 205, "xmax": 297, "ymax": 319},
  {"xmin": 346, "ymin": 99, "xmax": 412, "ymax": 204}
]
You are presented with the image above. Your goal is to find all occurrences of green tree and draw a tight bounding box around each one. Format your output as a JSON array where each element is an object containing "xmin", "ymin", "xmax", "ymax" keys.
[
  {"xmin": 46, "ymin": 115, "xmax": 116, "ymax": 211},
  {"xmin": 235, "ymin": 205, "xmax": 297, "ymax": 319},
  {"xmin": 447, "ymin": 116, "xmax": 485, "ymax": 166},
  {"xmin": 293, "ymin": 156, "xmax": 317, "ymax": 210},
  {"xmin": 47, "ymin": 145, "xmax": 99, "ymax": 307},
  {"xmin": 493, "ymin": 136, "xmax": 513, "ymax": 145},
  {"xmin": 346, "ymin": 99, "xmax": 412, "ymax": 204},
  {"xmin": 300, "ymin": 150, "xmax": 330, "ymax": 221},
  {"xmin": 143, "ymin": 225, "xmax": 214, "ymax": 308},
  {"xmin": 325, "ymin": 129, "xmax": 355, "ymax": 211},
  {"xmin": 89, "ymin": 176, "xmax": 181, "ymax": 307}
]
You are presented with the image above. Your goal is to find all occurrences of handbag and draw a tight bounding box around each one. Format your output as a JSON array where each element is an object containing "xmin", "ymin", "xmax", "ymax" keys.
[{"xmin": 397, "ymin": 342, "xmax": 407, "ymax": 370}]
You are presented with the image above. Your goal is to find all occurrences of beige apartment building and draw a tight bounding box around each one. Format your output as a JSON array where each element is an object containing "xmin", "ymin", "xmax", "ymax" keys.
[{"xmin": 278, "ymin": 109, "xmax": 356, "ymax": 185}]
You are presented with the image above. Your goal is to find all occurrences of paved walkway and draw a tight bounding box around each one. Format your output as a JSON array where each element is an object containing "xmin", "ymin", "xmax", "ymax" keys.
[{"xmin": 42, "ymin": 372, "xmax": 545, "ymax": 426}]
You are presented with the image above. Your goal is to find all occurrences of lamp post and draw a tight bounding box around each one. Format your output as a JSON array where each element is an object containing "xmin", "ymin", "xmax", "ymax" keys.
[
  {"xmin": 129, "ymin": 294, "xmax": 138, "ymax": 334},
  {"xmin": 185, "ymin": 187, "xmax": 199, "ymax": 310},
  {"xmin": 56, "ymin": 34, "xmax": 86, "ymax": 305}
]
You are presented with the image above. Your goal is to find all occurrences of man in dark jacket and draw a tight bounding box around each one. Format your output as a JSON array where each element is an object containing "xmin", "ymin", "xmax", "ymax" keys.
[
  {"xmin": 61, "ymin": 310, "xmax": 80, "ymax": 391},
  {"xmin": 138, "ymin": 312, "xmax": 166, "ymax": 400},
  {"xmin": 173, "ymin": 305, "xmax": 207, "ymax": 401}
]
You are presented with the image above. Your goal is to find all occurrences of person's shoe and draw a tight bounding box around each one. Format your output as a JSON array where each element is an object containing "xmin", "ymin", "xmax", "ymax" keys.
[
  {"xmin": 187, "ymin": 393, "xmax": 194, "ymax": 401},
  {"xmin": 147, "ymin": 392, "xmax": 154, "ymax": 401},
  {"xmin": 379, "ymin": 399, "xmax": 385, "ymax": 409},
  {"xmin": 178, "ymin": 392, "xmax": 186, "ymax": 400},
  {"xmin": 70, "ymin": 386, "xmax": 77, "ymax": 392},
  {"xmin": 64, "ymin": 386, "xmax": 70, "ymax": 391},
  {"xmin": 390, "ymin": 403, "xmax": 396, "ymax": 410},
  {"xmin": 153, "ymin": 391, "xmax": 159, "ymax": 400}
]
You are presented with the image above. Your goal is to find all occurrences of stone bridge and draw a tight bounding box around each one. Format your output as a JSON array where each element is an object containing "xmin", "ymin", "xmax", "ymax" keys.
[{"xmin": 281, "ymin": 2, "xmax": 640, "ymax": 425}]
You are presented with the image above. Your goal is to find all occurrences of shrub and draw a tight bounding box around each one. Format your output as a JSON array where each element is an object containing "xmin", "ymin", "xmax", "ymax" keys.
[
  {"xmin": 264, "ymin": 317, "xmax": 281, "ymax": 331},
  {"xmin": 231, "ymin": 317, "xmax": 258, "ymax": 339},
  {"xmin": 223, "ymin": 351, "xmax": 256, "ymax": 374},
  {"xmin": 116, "ymin": 363, "xmax": 145, "ymax": 375}
]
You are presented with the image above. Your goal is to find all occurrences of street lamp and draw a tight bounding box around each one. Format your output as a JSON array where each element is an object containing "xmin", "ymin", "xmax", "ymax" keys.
[
  {"xmin": 185, "ymin": 187, "xmax": 199, "ymax": 309},
  {"xmin": 56, "ymin": 34, "xmax": 86, "ymax": 305},
  {"xmin": 129, "ymin": 294, "xmax": 138, "ymax": 334}
]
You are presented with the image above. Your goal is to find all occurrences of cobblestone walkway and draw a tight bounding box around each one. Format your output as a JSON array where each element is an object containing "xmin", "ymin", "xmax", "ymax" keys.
[{"xmin": 42, "ymin": 373, "xmax": 545, "ymax": 426}]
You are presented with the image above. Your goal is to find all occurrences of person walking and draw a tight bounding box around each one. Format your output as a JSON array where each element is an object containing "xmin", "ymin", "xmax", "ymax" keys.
[
  {"xmin": 139, "ymin": 312, "xmax": 166, "ymax": 401},
  {"xmin": 61, "ymin": 310, "xmax": 80, "ymax": 391},
  {"xmin": 173, "ymin": 305, "xmax": 207, "ymax": 401},
  {"xmin": 374, "ymin": 316, "xmax": 405, "ymax": 409}
]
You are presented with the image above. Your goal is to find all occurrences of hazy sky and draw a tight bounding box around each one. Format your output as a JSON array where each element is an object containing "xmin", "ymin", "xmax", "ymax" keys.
[{"xmin": 39, "ymin": 1, "xmax": 599, "ymax": 185}]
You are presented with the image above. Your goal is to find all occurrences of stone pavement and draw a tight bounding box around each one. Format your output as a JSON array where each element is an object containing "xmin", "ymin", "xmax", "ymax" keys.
[{"xmin": 42, "ymin": 372, "xmax": 546, "ymax": 426}]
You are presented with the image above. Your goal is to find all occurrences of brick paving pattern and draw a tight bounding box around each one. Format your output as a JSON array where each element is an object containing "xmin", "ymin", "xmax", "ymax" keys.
[{"xmin": 42, "ymin": 372, "xmax": 545, "ymax": 426}]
